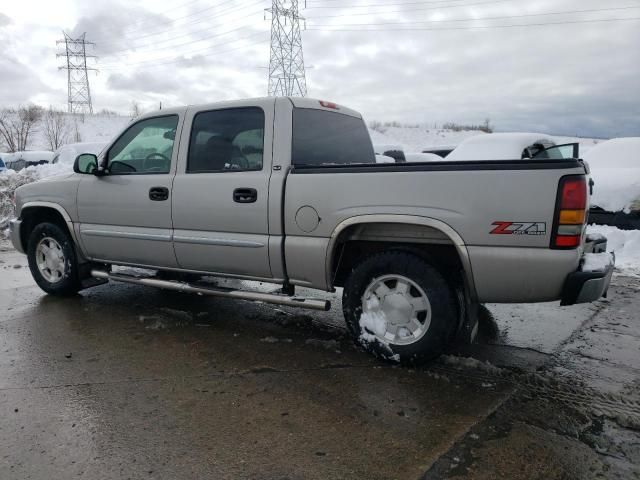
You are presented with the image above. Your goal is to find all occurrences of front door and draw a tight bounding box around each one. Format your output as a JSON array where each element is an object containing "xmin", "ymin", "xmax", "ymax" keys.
[
  {"xmin": 77, "ymin": 114, "xmax": 182, "ymax": 268},
  {"xmin": 171, "ymin": 102, "xmax": 274, "ymax": 278}
]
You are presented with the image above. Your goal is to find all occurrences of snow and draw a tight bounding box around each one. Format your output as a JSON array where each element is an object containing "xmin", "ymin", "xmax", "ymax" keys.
[
  {"xmin": 359, "ymin": 296, "xmax": 387, "ymax": 342},
  {"xmin": 586, "ymin": 225, "xmax": 640, "ymax": 275},
  {"xmin": 0, "ymin": 162, "xmax": 73, "ymax": 229},
  {"xmin": 584, "ymin": 137, "xmax": 640, "ymax": 169},
  {"xmin": 369, "ymin": 126, "xmax": 483, "ymax": 153},
  {"xmin": 582, "ymin": 252, "xmax": 614, "ymax": 272},
  {"xmin": 584, "ymin": 138, "xmax": 640, "ymax": 212},
  {"xmin": 445, "ymin": 132, "xmax": 555, "ymax": 161},
  {"xmin": 440, "ymin": 354, "xmax": 502, "ymax": 374},
  {"xmin": 404, "ymin": 152, "xmax": 443, "ymax": 162},
  {"xmin": 375, "ymin": 154, "xmax": 395, "ymax": 164},
  {"xmin": 358, "ymin": 296, "xmax": 399, "ymax": 362},
  {"xmin": 372, "ymin": 143, "xmax": 403, "ymax": 155},
  {"xmin": 53, "ymin": 142, "xmax": 107, "ymax": 165}
]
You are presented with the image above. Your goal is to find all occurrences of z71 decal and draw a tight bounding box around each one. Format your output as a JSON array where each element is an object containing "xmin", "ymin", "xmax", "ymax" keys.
[{"xmin": 490, "ymin": 221, "xmax": 546, "ymax": 235}]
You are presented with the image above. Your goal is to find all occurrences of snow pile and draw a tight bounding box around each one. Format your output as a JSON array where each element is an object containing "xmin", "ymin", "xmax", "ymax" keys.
[
  {"xmin": 440, "ymin": 354, "xmax": 503, "ymax": 374},
  {"xmin": 582, "ymin": 252, "xmax": 614, "ymax": 272},
  {"xmin": 585, "ymin": 138, "xmax": 640, "ymax": 212},
  {"xmin": 359, "ymin": 296, "xmax": 387, "ymax": 343},
  {"xmin": 589, "ymin": 169, "xmax": 640, "ymax": 213},
  {"xmin": 0, "ymin": 162, "xmax": 72, "ymax": 229},
  {"xmin": 358, "ymin": 297, "xmax": 400, "ymax": 362},
  {"xmin": 587, "ymin": 225, "xmax": 640, "ymax": 275}
]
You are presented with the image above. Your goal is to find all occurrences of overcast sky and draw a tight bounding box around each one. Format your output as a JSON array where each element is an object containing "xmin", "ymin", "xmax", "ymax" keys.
[{"xmin": 1, "ymin": 0, "xmax": 639, "ymax": 137}]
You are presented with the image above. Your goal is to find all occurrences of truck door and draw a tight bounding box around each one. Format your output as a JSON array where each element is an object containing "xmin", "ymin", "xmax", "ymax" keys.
[
  {"xmin": 171, "ymin": 100, "xmax": 274, "ymax": 278},
  {"xmin": 77, "ymin": 114, "xmax": 181, "ymax": 268}
]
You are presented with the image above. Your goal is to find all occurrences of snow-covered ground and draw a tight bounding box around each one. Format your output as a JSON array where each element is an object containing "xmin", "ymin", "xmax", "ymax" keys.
[
  {"xmin": 20, "ymin": 112, "xmax": 129, "ymax": 152},
  {"xmin": 368, "ymin": 125, "xmax": 484, "ymax": 153},
  {"xmin": 586, "ymin": 225, "xmax": 640, "ymax": 276}
]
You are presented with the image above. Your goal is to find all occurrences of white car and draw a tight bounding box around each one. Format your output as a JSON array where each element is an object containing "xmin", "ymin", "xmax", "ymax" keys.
[
  {"xmin": 584, "ymin": 137, "xmax": 640, "ymax": 229},
  {"xmin": 52, "ymin": 142, "xmax": 107, "ymax": 165},
  {"xmin": 446, "ymin": 133, "xmax": 576, "ymax": 161}
]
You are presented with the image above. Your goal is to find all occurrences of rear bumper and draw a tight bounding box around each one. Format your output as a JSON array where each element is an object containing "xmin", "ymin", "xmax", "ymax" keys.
[
  {"xmin": 560, "ymin": 235, "xmax": 614, "ymax": 306},
  {"xmin": 9, "ymin": 218, "xmax": 24, "ymax": 253}
]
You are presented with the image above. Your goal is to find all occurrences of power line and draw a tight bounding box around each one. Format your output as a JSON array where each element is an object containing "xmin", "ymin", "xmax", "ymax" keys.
[
  {"xmin": 304, "ymin": 0, "xmax": 513, "ymax": 17},
  {"xmin": 100, "ymin": 23, "xmax": 261, "ymax": 60},
  {"xmin": 99, "ymin": 31, "xmax": 269, "ymax": 69},
  {"xmin": 100, "ymin": 36, "xmax": 270, "ymax": 71},
  {"xmin": 305, "ymin": 16, "xmax": 640, "ymax": 31},
  {"xmin": 307, "ymin": 5, "xmax": 640, "ymax": 27},
  {"xmin": 306, "ymin": 0, "xmax": 494, "ymax": 8},
  {"xmin": 98, "ymin": 0, "xmax": 264, "ymax": 53},
  {"xmin": 107, "ymin": 0, "xmax": 242, "ymax": 35}
]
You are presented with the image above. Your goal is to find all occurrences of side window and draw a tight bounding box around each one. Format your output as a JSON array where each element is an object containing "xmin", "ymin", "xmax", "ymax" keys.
[
  {"xmin": 107, "ymin": 115, "xmax": 178, "ymax": 174},
  {"xmin": 187, "ymin": 107, "xmax": 264, "ymax": 173},
  {"xmin": 292, "ymin": 108, "xmax": 375, "ymax": 166}
]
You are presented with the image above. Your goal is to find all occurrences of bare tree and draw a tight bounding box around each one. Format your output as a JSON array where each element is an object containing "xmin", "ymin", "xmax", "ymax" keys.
[
  {"xmin": 130, "ymin": 100, "xmax": 142, "ymax": 119},
  {"xmin": 43, "ymin": 107, "xmax": 71, "ymax": 150},
  {"xmin": 0, "ymin": 105, "xmax": 44, "ymax": 152},
  {"xmin": 72, "ymin": 117, "xmax": 82, "ymax": 143}
]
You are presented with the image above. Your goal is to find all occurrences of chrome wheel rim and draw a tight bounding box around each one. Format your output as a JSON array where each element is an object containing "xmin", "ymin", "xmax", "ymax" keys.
[
  {"xmin": 361, "ymin": 274, "xmax": 432, "ymax": 346},
  {"xmin": 35, "ymin": 237, "xmax": 66, "ymax": 283}
]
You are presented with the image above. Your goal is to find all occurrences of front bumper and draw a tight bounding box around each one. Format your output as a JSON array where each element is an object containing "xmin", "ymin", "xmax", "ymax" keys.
[
  {"xmin": 560, "ymin": 235, "xmax": 614, "ymax": 306},
  {"xmin": 9, "ymin": 218, "xmax": 24, "ymax": 253}
]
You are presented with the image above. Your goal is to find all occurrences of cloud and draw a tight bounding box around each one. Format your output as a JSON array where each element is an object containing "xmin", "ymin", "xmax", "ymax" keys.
[
  {"xmin": 107, "ymin": 71, "xmax": 180, "ymax": 93},
  {"xmin": 0, "ymin": 13, "xmax": 11, "ymax": 28},
  {"xmin": 0, "ymin": 0, "xmax": 638, "ymax": 137},
  {"xmin": 0, "ymin": 54, "xmax": 52, "ymax": 105}
]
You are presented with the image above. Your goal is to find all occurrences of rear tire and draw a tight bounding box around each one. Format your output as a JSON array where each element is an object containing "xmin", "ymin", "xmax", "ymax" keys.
[
  {"xmin": 27, "ymin": 222, "xmax": 81, "ymax": 296},
  {"xmin": 342, "ymin": 250, "xmax": 457, "ymax": 365}
]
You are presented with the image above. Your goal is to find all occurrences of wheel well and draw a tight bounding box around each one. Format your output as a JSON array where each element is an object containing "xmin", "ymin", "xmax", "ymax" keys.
[
  {"xmin": 20, "ymin": 207, "xmax": 71, "ymax": 250},
  {"xmin": 330, "ymin": 223, "xmax": 466, "ymax": 290}
]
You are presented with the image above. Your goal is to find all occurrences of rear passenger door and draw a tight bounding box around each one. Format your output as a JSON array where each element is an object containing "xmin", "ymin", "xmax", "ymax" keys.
[{"xmin": 171, "ymin": 100, "xmax": 274, "ymax": 278}]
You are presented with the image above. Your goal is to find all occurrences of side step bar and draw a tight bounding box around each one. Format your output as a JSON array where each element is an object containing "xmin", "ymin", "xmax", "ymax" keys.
[{"xmin": 90, "ymin": 270, "xmax": 331, "ymax": 311}]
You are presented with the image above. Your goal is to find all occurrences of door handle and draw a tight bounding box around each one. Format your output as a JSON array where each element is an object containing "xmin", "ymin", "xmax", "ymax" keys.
[
  {"xmin": 233, "ymin": 188, "xmax": 257, "ymax": 203},
  {"xmin": 149, "ymin": 186, "xmax": 169, "ymax": 201}
]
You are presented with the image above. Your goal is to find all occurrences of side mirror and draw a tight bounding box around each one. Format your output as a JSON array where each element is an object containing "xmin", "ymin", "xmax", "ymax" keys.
[{"xmin": 73, "ymin": 153, "xmax": 99, "ymax": 175}]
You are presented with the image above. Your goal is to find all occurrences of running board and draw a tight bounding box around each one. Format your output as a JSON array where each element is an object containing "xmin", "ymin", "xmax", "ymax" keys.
[{"xmin": 90, "ymin": 270, "xmax": 331, "ymax": 311}]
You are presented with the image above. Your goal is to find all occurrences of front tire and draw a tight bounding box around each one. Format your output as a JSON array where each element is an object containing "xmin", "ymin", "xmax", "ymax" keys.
[
  {"xmin": 27, "ymin": 222, "xmax": 81, "ymax": 296},
  {"xmin": 342, "ymin": 250, "xmax": 458, "ymax": 365}
]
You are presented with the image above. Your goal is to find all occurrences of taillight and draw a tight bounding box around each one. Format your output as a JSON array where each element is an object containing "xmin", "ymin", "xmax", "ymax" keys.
[{"xmin": 551, "ymin": 175, "xmax": 587, "ymax": 249}]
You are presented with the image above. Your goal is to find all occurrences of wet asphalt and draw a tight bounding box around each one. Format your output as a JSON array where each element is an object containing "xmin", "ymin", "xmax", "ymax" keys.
[{"xmin": 0, "ymin": 240, "xmax": 638, "ymax": 479}]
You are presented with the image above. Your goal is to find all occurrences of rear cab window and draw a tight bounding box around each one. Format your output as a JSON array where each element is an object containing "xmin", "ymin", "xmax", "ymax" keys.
[{"xmin": 292, "ymin": 108, "xmax": 375, "ymax": 167}]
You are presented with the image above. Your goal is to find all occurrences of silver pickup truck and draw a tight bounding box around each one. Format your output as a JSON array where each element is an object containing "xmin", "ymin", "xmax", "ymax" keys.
[{"xmin": 9, "ymin": 97, "xmax": 614, "ymax": 364}]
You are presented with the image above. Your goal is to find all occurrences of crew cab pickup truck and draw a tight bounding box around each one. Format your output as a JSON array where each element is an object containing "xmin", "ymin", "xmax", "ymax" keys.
[{"xmin": 9, "ymin": 97, "xmax": 614, "ymax": 364}]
